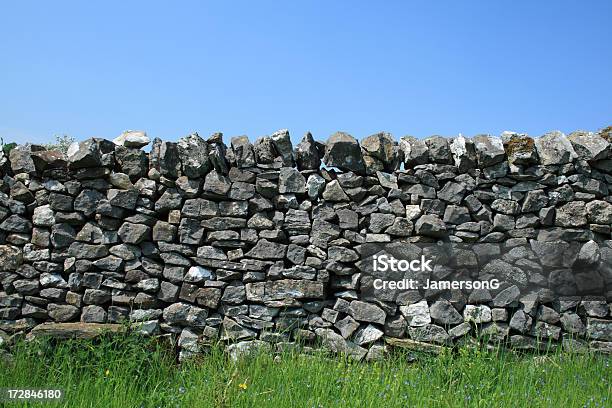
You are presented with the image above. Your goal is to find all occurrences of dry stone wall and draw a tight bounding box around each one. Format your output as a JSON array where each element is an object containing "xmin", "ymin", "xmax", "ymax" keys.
[{"xmin": 1, "ymin": 128, "xmax": 612, "ymax": 359}]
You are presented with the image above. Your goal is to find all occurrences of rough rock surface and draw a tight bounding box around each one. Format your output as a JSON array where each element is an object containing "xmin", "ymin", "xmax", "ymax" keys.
[{"xmin": 0, "ymin": 128, "xmax": 611, "ymax": 360}]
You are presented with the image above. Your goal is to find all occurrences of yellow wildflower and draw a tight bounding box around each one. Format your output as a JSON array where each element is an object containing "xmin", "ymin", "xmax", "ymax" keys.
[{"xmin": 238, "ymin": 382, "xmax": 248, "ymax": 390}]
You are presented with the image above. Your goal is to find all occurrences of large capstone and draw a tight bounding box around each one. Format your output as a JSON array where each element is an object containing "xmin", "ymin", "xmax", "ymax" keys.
[
  {"xmin": 361, "ymin": 132, "xmax": 399, "ymax": 173},
  {"xmin": 534, "ymin": 131, "xmax": 577, "ymax": 165},
  {"xmin": 472, "ymin": 135, "xmax": 506, "ymax": 167},
  {"xmin": 177, "ymin": 133, "xmax": 211, "ymax": 177},
  {"xmin": 113, "ymin": 130, "xmax": 150, "ymax": 148},
  {"xmin": 66, "ymin": 139, "xmax": 103, "ymax": 168},
  {"xmin": 323, "ymin": 132, "xmax": 365, "ymax": 174},
  {"xmin": 568, "ymin": 131, "xmax": 610, "ymax": 162}
]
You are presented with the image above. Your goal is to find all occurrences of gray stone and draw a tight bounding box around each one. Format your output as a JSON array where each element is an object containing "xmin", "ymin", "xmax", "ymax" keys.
[
  {"xmin": 182, "ymin": 198, "xmax": 218, "ymax": 219},
  {"xmin": 473, "ymin": 135, "xmax": 506, "ymax": 166},
  {"xmin": 109, "ymin": 172, "xmax": 134, "ymax": 189},
  {"xmin": 9, "ymin": 144, "xmax": 37, "ymax": 174},
  {"xmin": 369, "ymin": 213, "xmax": 395, "ymax": 233},
  {"xmin": 322, "ymin": 180, "xmax": 349, "ymax": 201},
  {"xmin": 491, "ymin": 199, "xmax": 519, "ymax": 215},
  {"xmin": 115, "ymin": 147, "xmax": 148, "ymax": 178},
  {"xmin": 509, "ymin": 310, "xmax": 532, "ymax": 333},
  {"xmin": 222, "ymin": 317, "xmax": 256, "ymax": 340},
  {"xmin": 555, "ymin": 201, "xmax": 587, "ymax": 227},
  {"xmin": 74, "ymin": 189, "xmax": 105, "ymax": 216},
  {"xmin": 449, "ymin": 136, "xmax": 477, "ymax": 171},
  {"xmin": 0, "ymin": 245, "xmax": 23, "ymax": 270},
  {"xmin": 398, "ymin": 137, "xmax": 427, "ymax": 170},
  {"xmin": 386, "ymin": 217, "xmax": 413, "ymax": 236},
  {"xmin": 184, "ymin": 266, "xmax": 214, "ymax": 283},
  {"xmin": 278, "ymin": 167, "xmax": 306, "ymax": 194},
  {"xmin": 448, "ymin": 322, "xmax": 471, "ymax": 339},
  {"xmin": 353, "ymin": 324, "xmax": 384, "ymax": 346},
  {"xmin": 430, "ymin": 300, "xmax": 462, "ymax": 325},
  {"xmin": 178, "ymin": 218, "xmax": 204, "ymax": 244},
  {"xmin": 203, "ymin": 171, "xmax": 231, "ymax": 197},
  {"xmin": 437, "ymin": 182, "xmax": 466, "ymax": 204},
  {"xmin": 227, "ymin": 340, "xmax": 271, "ymax": 360},
  {"xmin": 2, "ymin": 215, "xmax": 32, "ymax": 235},
  {"xmin": 415, "ymin": 214, "xmax": 447, "ymax": 238},
  {"xmin": 443, "ymin": 205, "xmax": 470, "ymax": 224},
  {"xmin": 68, "ymin": 242, "xmax": 109, "ymax": 259},
  {"xmin": 306, "ymin": 174, "xmax": 326, "ymax": 200},
  {"xmin": 408, "ymin": 324, "xmax": 450, "ymax": 345},
  {"xmin": 586, "ymin": 200, "xmax": 612, "ymax": 224},
  {"xmin": 177, "ymin": 133, "xmax": 211, "ymax": 177},
  {"xmin": 534, "ymin": 131, "xmax": 577, "ymax": 165},
  {"xmin": 574, "ymin": 240, "xmax": 600, "ymax": 268},
  {"xmin": 502, "ymin": 132, "xmax": 538, "ymax": 165},
  {"xmin": 152, "ymin": 221, "xmax": 176, "ymax": 242},
  {"xmin": 568, "ymin": 131, "xmax": 610, "ymax": 162},
  {"xmin": 586, "ymin": 318, "xmax": 612, "ymax": 341},
  {"xmin": 245, "ymin": 239, "xmax": 287, "ymax": 260},
  {"xmin": 245, "ymin": 279, "xmax": 324, "ymax": 302},
  {"xmin": 51, "ymin": 223, "xmax": 76, "ymax": 248},
  {"xmin": 107, "ymin": 189, "xmax": 138, "ymax": 210},
  {"xmin": 424, "ymin": 136, "xmax": 452, "ymax": 164},
  {"xmin": 66, "ymin": 139, "xmax": 102, "ymax": 168},
  {"xmin": 361, "ymin": 132, "xmax": 399, "ymax": 172},
  {"xmin": 400, "ymin": 301, "xmax": 431, "ymax": 327},
  {"xmin": 463, "ymin": 305, "xmax": 492, "ymax": 323},
  {"xmin": 231, "ymin": 136, "xmax": 256, "ymax": 168},
  {"xmin": 48, "ymin": 304, "xmax": 80, "ymax": 322},
  {"xmin": 155, "ymin": 141, "xmax": 181, "ymax": 178},
  {"xmin": 118, "ymin": 222, "xmax": 151, "ymax": 244},
  {"xmin": 81, "ymin": 305, "xmax": 106, "ymax": 323},
  {"xmin": 323, "ymin": 132, "xmax": 365, "ymax": 174},
  {"xmin": 532, "ymin": 321, "xmax": 561, "ymax": 340},
  {"xmin": 349, "ymin": 300, "xmax": 386, "ymax": 325},
  {"xmin": 253, "ymin": 137, "xmax": 275, "ymax": 164},
  {"xmin": 295, "ymin": 132, "xmax": 321, "ymax": 170},
  {"xmin": 113, "ymin": 130, "xmax": 149, "ymax": 148},
  {"xmin": 270, "ymin": 129, "xmax": 294, "ymax": 166},
  {"xmin": 492, "ymin": 285, "xmax": 520, "ymax": 307},
  {"xmin": 522, "ymin": 190, "xmax": 548, "ymax": 213}
]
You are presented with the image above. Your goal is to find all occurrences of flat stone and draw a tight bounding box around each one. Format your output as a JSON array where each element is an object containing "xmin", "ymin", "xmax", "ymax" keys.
[
  {"xmin": 28, "ymin": 322, "xmax": 124, "ymax": 339},
  {"xmin": 113, "ymin": 130, "xmax": 150, "ymax": 148},
  {"xmin": 245, "ymin": 280, "xmax": 324, "ymax": 301}
]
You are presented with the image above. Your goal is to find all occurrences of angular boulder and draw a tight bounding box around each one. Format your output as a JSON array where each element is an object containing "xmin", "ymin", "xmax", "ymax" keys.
[{"xmin": 323, "ymin": 132, "xmax": 365, "ymax": 174}]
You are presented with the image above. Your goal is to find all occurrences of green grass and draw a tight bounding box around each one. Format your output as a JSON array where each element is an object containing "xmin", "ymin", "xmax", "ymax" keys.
[{"xmin": 0, "ymin": 333, "xmax": 610, "ymax": 408}]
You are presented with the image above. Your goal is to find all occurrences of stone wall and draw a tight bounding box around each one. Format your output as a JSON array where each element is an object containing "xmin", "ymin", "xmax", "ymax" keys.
[{"xmin": 1, "ymin": 128, "xmax": 611, "ymax": 359}]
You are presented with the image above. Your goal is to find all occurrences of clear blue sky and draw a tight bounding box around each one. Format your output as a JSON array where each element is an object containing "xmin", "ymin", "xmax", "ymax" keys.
[{"xmin": 1, "ymin": 1, "xmax": 610, "ymax": 146}]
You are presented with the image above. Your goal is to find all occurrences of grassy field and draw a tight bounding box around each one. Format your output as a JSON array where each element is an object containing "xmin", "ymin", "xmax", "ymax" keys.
[{"xmin": 0, "ymin": 333, "xmax": 610, "ymax": 408}]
